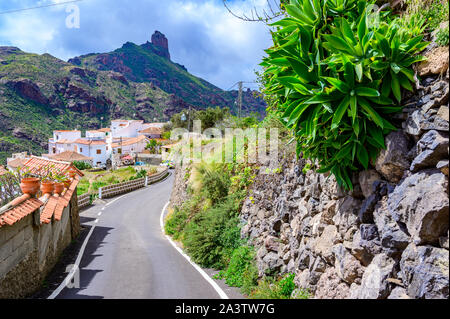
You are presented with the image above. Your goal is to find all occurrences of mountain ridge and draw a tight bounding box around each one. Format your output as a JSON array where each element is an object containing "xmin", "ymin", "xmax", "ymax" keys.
[{"xmin": 0, "ymin": 31, "xmax": 266, "ymax": 164}]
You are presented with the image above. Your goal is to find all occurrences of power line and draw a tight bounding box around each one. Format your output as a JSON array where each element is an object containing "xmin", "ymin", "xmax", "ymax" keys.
[{"xmin": 0, "ymin": 0, "xmax": 85, "ymax": 15}]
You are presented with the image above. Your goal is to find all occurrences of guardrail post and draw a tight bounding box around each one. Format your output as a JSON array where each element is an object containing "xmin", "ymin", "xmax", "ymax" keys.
[
  {"xmin": 145, "ymin": 176, "xmax": 148, "ymax": 187},
  {"xmin": 99, "ymin": 187, "xmax": 103, "ymax": 199}
]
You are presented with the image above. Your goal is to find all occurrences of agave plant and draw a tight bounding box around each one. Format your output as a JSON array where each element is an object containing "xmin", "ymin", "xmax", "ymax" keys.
[{"xmin": 261, "ymin": 0, "xmax": 427, "ymax": 188}]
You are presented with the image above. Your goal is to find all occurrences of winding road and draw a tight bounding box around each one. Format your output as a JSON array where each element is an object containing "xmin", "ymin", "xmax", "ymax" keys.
[{"xmin": 52, "ymin": 172, "xmax": 223, "ymax": 299}]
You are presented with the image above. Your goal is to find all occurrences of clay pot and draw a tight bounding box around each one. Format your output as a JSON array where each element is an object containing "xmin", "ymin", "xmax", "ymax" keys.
[
  {"xmin": 63, "ymin": 180, "xmax": 71, "ymax": 189},
  {"xmin": 20, "ymin": 178, "xmax": 40, "ymax": 196},
  {"xmin": 41, "ymin": 181, "xmax": 55, "ymax": 195},
  {"xmin": 54, "ymin": 182, "xmax": 65, "ymax": 195},
  {"xmin": 68, "ymin": 170, "xmax": 76, "ymax": 179}
]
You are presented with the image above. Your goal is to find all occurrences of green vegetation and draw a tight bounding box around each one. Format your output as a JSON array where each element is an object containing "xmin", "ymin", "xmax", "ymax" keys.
[
  {"xmin": 436, "ymin": 25, "xmax": 449, "ymax": 46},
  {"xmin": 76, "ymin": 166, "xmax": 157, "ymax": 195},
  {"xmin": 165, "ymin": 158, "xmax": 304, "ymax": 298},
  {"xmin": 404, "ymin": 0, "xmax": 449, "ymax": 33},
  {"xmin": 250, "ymin": 274, "xmax": 309, "ymax": 299},
  {"xmin": 73, "ymin": 161, "xmax": 92, "ymax": 171},
  {"xmin": 260, "ymin": 0, "xmax": 427, "ymax": 188}
]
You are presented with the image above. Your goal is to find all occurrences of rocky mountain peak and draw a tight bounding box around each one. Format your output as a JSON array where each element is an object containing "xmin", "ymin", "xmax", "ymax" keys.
[{"xmin": 150, "ymin": 30, "xmax": 170, "ymax": 59}]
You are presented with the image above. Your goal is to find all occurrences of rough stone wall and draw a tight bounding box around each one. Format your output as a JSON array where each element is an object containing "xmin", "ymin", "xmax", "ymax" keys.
[
  {"xmin": 0, "ymin": 202, "xmax": 77, "ymax": 298},
  {"xmin": 240, "ymin": 48, "xmax": 449, "ymax": 299},
  {"xmin": 169, "ymin": 163, "xmax": 190, "ymax": 210}
]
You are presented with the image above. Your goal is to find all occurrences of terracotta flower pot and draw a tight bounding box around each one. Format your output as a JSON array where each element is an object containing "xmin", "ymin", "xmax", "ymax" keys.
[
  {"xmin": 20, "ymin": 178, "xmax": 40, "ymax": 196},
  {"xmin": 41, "ymin": 181, "xmax": 55, "ymax": 195},
  {"xmin": 68, "ymin": 170, "xmax": 76, "ymax": 179},
  {"xmin": 54, "ymin": 182, "xmax": 65, "ymax": 195},
  {"xmin": 63, "ymin": 180, "xmax": 71, "ymax": 189}
]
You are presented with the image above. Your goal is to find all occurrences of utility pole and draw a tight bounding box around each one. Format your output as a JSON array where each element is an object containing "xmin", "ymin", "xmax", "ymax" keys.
[{"xmin": 238, "ymin": 81, "xmax": 243, "ymax": 118}]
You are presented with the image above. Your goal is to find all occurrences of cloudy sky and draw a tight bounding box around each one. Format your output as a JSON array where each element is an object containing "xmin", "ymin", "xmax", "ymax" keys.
[{"xmin": 0, "ymin": 0, "xmax": 273, "ymax": 90}]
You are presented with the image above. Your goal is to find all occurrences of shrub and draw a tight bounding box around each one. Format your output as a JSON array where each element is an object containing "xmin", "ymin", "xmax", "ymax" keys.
[
  {"xmin": 436, "ymin": 25, "xmax": 449, "ymax": 46},
  {"xmin": 182, "ymin": 195, "xmax": 242, "ymax": 268},
  {"xmin": 261, "ymin": 0, "xmax": 427, "ymax": 188},
  {"xmin": 72, "ymin": 161, "xmax": 92, "ymax": 171},
  {"xmin": 165, "ymin": 206, "xmax": 190, "ymax": 240},
  {"xmin": 221, "ymin": 246, "xmax": 258, "ymax": 288},
  {"xmin": 192, "ymin": 163, "xmax": 231, "ymax": 205},
  {"xmin": 249, "ymin": 273, "xmax": 303, "ymax": 299}
]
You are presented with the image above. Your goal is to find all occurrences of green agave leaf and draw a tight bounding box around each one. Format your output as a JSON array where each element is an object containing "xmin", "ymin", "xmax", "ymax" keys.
[
  {"xmin": 350, "ymin": 95, "xmax": 357, "ymax": 124},
  {"xmin": 323, "ymin": 76, "xmax": 350, "ymax": 93},
  {"xmin": 269, "ymin": 18, "xmax": 298, "ymax": 27},
  {"xmin": 357, "ymin": 144, "xmax": 369, "ymax": 169},
  {"xmin": 358, "ymin": 97, "xmax": 384, "ymax": 128},
  {"xmin": 341, "ymin": 18, "xmax": 357, "ymax": 44},
  {"xmin": 270, "ymin": 57, "xmax": 291, "ymax": 67},
  {"xmin": 357, "ymin": 11, "xmax": 367, "ymax": 42},
  {"xmin": 355, "ymin": 63, "xmax": 363, "ymax": 82},
  {"xmin": 356, "ymin": 87, "xmax": 380, "ymax": 97},
  {"xmin": 398, "ymin": 72, "xmax": 413, "ymax": 91},
  {"xmin": 287, "ymin": 57, "xmax": 316, "ymax": 82},
  {"xmin": 343, "ymin": 60, "xmax": 355, "ymax": 87},
  {"xmin": 285, "ymin": 4, "xmax": 314, "ymax": 25},
  {"xmin": 391, "ymin": 62, "xmax": 401, "ymax": 74},
  {"xmin": 332, "ymin": 95, "xmax": 351, "ymax": 130},
  {"xmin": 322, "ymin": 34, "xmax": 356, "ymax": 55},
  {"xmin": 390, "ymin": 69, "xmax": 402, "ymax": 102}
]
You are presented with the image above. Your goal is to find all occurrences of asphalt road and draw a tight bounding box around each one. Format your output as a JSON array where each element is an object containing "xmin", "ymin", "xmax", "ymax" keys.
[{"xmin": 55, "ymin": 172, "xmax": 222, "ymax": 299}]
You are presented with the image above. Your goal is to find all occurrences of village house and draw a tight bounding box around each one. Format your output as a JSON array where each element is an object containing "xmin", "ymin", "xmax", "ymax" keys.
[
  {"xmin": 6, "ymin": 152, "xmax": 31, "ymax": 172},
  {"xmin": 112, "ymin": 135, "xmax": 148, "ymax": 155},
  {"xmin": 45, "ymin": 120, "xmax": 169, "ymax": 168},
  {"xmin": 47, "ymin": 130, "xmax": 111, "ymax": 167}
]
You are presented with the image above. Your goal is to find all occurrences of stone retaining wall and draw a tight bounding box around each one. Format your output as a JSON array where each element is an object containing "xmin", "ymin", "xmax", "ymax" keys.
[{"xmin": 239, "ymin": 56, "xmax": 449, "ymax": 299}]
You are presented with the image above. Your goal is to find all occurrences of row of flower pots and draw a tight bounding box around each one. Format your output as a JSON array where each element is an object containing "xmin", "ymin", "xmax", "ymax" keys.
[{"xmin": 20, "ymin": 170, "xmax": 77, "ymax": 197}]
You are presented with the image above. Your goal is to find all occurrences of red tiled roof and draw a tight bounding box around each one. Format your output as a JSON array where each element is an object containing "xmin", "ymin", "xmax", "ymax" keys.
[
  {"xmin": 40, "ymin": 177, "xmax": 79, "ymax": 224},
  {"xmin": 23, "ymin": 156, "xmax": 84, "ymax": 177},
  {"xmin": 1, "ymin": 176, "xmax": 80, "ymax": 228},
  {"xmin": 111, "ymin": 135, "xmax": 147, "ymax": 148},
  {"xmin": 139, "ymin": 127, "xmax": 162, "ymax": 135},
  {"xmin": 74, "ymin": 139, "xmax": 107, "ymax": 146},
  {"xmin": 55, "ymin": 139, "xmax": 75, "ymax": 145},
  {"xmin": 7, "ymin": 157, "xmax": 30, "ymax": 169},
  {"xmin": 0, "ymin": 197, "xmax": 43, "ymax": 227},
  {"xmin": 98, "ymin": 128, "xmax": 111, "ymax": 133},
  {"xmin": 48, "ymin": 151, "xmax": 93, "ymax": 162}
]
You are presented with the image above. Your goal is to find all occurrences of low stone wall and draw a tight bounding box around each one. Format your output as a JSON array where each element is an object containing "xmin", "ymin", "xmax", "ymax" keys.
[
  {"xmin": 0, "ymin": 201, "xmax": 75, "ymax": 298},
  {"xmin": 99, "ymin": 168, "xmax": 169, "ymax": 199},
  {"xmin": 77, "ymin": 193, "xmax": 91, "ymax": 209}
]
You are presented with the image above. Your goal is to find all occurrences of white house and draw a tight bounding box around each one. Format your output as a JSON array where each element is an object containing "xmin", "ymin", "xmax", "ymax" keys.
[
  {"xmin": 111, "ymin": 120, "xmax": 145, "ymax": 139},
  {"xmin": 48, "ymin": 130, "xmax": 81, "ymax": 155},
  {"xmin": 74, "ymin": 139, "xmax": 111, "ymax": 166},
  {"xmin": 111, "ymin": 135, "xmax": 148, "ymax": 155}
]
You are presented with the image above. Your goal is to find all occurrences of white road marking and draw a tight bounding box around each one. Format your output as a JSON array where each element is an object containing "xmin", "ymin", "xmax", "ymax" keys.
[
  {"xmin": 98, "ymin": 212, "xmax": 102, "ymax": 216},
  {"xmin": 48, "ymin": 218, "xmax": 98, "ymax": 299},
  {"xmin": 160, "ymin": 202, "xmax": 229, "ymax": 300}
]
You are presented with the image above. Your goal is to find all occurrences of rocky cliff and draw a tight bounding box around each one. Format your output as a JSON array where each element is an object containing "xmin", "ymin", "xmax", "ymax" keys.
[{"xmin": 239, "ymin": 46, "xmax": 449, "ymax": 299}]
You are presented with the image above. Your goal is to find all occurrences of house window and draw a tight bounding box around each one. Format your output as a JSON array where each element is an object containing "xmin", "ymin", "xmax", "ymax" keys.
[
  {"xmin": 52, "ymin": 147, "xmax": 56, "ymax": 154},
  {"xmin": 97, "ymin": 149, "xmax": 102, "ymax": 154},
  {"xmin": 106, "ymin": 146, "xmax": 109, "ymax": 151},
  {"xmin": 80, "ymin": 148, "xmax": 83, "ymax": 153},
  {"xmin": 118, "ymin": 148, "xmax": 122, "ymax": 154}
]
